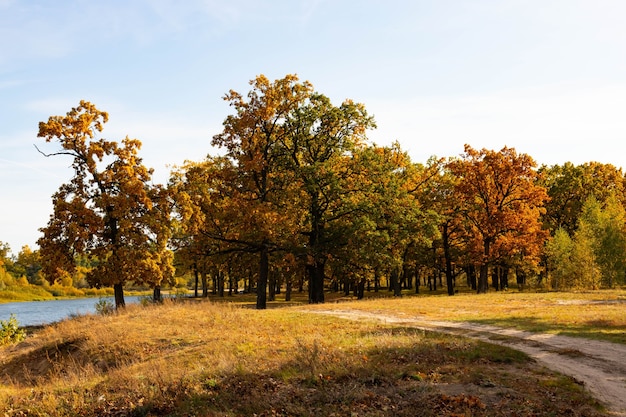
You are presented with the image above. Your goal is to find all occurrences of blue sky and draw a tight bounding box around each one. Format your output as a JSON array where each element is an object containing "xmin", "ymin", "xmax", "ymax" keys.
[{"xmin": 2, "ymin": 0, "xmax": 626, "ymax": 254}]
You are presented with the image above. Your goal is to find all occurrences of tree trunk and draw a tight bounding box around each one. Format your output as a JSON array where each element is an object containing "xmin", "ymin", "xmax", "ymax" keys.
[
  {"xmin": 114, "ymin": 283, "xmax": 125, "ymax": 309},
  {"xmin": 492, "ymin": 265, "xmax": 500, "ymax": 291},
  {"xmin": 268, "ymin": 269, "xmax": 276, "ymax": 302},
  {"xmin": 193, "ymin": 266, "xmax": 199, "ymax": 297},
  {"xmin": 285, "ymin": 279, "xmax": 292, "ymax": 302},
  {"xmin": 153, "ymin": 285, "xmax": 162, "ymax": 303},
  {"xmin": 308, "ymin": 261, "xmax": 325, "ymax": 304},
  {"xmin": 477, "ymin": 240, "xmax": 490, "ymax": 294},
  {"xmin": 478, "ymin": 263, "xmax": 489, "ymax": 294},
  {"xmin": 500, "ymin": 266, "xmax": 509, "ymax": 290},
  {"xmin": 442, "ymin": 223, "xmax": 455, "ymax": 296},
  {"xmin": 374, "ymin": 268, "xmax": 380, "ymax": 292},
  {"xmin": 275, "ymin": 272, "xmax": 282, "ymax": 294},
  {"xmin": 415, "ymin": 265, "xmax": 420, "ymax": 294},
  {"xmin": 390, "ymin": 267, "xmax": 402, "ymax": 297},
  {"xmin": 343, "ymin": 276, "xmax": 351, "ymax": 296},
  {"xmin": 466, "ymin": 265, "xmax": 477, "ymax": 290},
  {"xmin": 404, "ymin": 264, "xmax": 413, "ymax": 290},
  {"xmin": 217, "ymin": 270, "xmax": 225, "ymax": 297},
  {"xmin": 357, "ymin": 279, "xmax": 365, "ymax": 299},
  {"xmin": 516, "ymin": 267, "xmax": 526, "ymax": 290},
  {"xmin": 257, "ymin": 245, "xmax": 268, "ymax": 309},
  {"xmin": 201, "ymin": 270, "xmax": 208, "ymax": 297}
]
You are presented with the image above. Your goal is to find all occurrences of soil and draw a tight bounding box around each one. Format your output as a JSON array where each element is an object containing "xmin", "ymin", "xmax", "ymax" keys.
[{"xmin": 303, "ymin": 308, "xmax": 626, "ymax": 416}]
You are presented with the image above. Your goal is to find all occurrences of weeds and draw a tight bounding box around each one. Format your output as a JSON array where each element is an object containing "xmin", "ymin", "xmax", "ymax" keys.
[
  {"xmin": 0, "ymin": 314, "xmax": 26, "ymax": 345},
  {"xmin": 94, "ymin": 298, "xmax": 115, "ymax": 316}
]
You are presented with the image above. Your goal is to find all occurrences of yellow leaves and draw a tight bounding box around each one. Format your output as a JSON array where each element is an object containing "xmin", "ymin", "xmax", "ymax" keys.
[{"xmin": 38, "ymin": 101, "xmax": 173, "ymax": 291}]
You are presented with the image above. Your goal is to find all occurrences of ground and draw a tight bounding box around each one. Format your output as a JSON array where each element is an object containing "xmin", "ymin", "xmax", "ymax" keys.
[{"xmin": 303, "ymin": 308, "xmax": 626, "ymax": 416}]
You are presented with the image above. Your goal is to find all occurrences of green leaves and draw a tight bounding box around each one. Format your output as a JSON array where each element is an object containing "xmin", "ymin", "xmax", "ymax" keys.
[{"xmin": 0, "ymin": 314, "xmax": 26, "ymax": 345}]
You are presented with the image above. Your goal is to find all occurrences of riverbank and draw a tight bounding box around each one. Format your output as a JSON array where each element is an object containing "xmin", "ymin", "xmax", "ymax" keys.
[
  {"xmin": 0, "ymin": 284, "xmax": 162, "ymax": 305},
  {"xmin": 0, "ymin": 295, "xmax": 147, "ymax": 326},
  {"xmin": 0, "ymin": 283, "xmax": 114, "ymax": 304}
]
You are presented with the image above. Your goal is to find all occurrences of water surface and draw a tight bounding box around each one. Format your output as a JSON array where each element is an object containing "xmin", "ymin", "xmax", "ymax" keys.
[{"xmin": 0, "ymin": 296, "xmax": 140, "ymax": 326}]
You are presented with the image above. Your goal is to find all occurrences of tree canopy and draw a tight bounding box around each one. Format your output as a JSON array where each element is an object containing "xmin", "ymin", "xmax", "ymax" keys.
[
  {"xmin": 22, "ymin": 77, "xmax": 626, "ymax": 305},
  {"xmin": 37, "ymin": 101, "xmax": 174, "ymax": 308}
]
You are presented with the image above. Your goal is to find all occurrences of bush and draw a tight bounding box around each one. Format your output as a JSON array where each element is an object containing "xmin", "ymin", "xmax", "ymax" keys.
[
  {"xmin": 94, "ymin": 298, "xmax": 115, "ymax": 315},
  {"xmin": 0, "ymin": 314, "xmax": 26, "ymax": 345}
]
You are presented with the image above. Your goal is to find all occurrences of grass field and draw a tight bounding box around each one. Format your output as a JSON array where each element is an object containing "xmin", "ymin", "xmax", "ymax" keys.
[
  {"xmin": 298, "ymin": 288, "xmax": 626, "ymax": 344},
  {"xmin": 0, "ymin": 289, "xmax": 617, "ymax": 416}
]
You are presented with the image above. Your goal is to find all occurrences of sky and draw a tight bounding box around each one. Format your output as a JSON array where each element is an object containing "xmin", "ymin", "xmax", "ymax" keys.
[{"xmin": 1, "ymin": 0, "xmax": 626, "ymax": 255}]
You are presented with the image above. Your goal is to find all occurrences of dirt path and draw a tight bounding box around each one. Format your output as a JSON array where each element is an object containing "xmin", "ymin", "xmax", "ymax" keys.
[{"xmin": 303, "ymin": 309, "xmax": 626, "ymax": 416}]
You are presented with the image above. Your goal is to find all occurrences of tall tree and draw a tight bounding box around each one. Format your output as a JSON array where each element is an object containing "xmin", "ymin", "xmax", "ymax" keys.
[
  {"xmin": 447, "ymin": 145, "xmax": 548, "ymax": 293},
  {"xmin": 279, "ymin": 93, "xmax": 375, "ymax": 303},
  {"xmin": 37, "ymin": 101, "xmax": 174, "ymax": 308},
  {"xmin": 210, "ymin": 75, "xmax": 311, "ymax": 309},
  {"xmin": 422, "ymin": 162, "xmax": 466, "ymax": 295}
]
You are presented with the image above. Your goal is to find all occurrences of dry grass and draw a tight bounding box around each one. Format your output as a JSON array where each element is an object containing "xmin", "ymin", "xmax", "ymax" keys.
[
  {"xmin": 0, "ymin": 297, "xmax": 606, "ymax": 416},
  {"xmin": 300, "ymin": 289, "xmax": 626, "ymax": 344}
]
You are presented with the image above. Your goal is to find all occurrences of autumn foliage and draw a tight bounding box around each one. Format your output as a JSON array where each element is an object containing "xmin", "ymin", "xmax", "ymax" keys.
[
  {"xmin": 36, "ymin": 101, "xmax": 174, "ymax": 308},
  {"xmin": 18, "ymin": 75, "xmax": 626, "ymax": 305}
]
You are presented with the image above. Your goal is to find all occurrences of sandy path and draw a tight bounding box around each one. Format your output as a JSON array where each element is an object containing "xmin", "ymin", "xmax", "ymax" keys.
[{"xmin": 303, "ymin": 309, "xmax": 626, "ymax": 416}]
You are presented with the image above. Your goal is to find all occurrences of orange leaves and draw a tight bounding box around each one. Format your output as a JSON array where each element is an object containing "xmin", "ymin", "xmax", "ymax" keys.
[
  {"xmin": 446, "ymin": 144, "xmax": 549, "ymax": 269},
  {"xmin": 37, "ymin": 101, "xmax": 173, "ymax": 296},
  {"xmin": 37, "ymin": 101, "xmax": 109, "ymax": 153}
]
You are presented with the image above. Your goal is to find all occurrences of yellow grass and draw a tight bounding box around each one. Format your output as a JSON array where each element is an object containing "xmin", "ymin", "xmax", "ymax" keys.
[
  {"xmin": 0, "ymin": 296, "xmax": 607, "ymax": 416},
  {"xmin": 300, "ymin": 289, "xmax": 626, "ymax": 344}
]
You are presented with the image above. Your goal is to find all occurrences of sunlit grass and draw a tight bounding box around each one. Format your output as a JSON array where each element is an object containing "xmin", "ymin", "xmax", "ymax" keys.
[
  {"xmin": 0, "ymin": 299, "xmax": 604, "ymax": 416},
  {"xmin": 299, "ymin": 288, "xmax": 626, "ymax": 344}
]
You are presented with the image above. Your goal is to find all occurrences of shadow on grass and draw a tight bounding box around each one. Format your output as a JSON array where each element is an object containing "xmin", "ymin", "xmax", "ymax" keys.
[
  {"xmin": 150, "ymin": 329, "xmax": 600, "ymax": 417},
  {"xmin": 2, "ymin": 328, "xmax": 605, "ymax": 416}
]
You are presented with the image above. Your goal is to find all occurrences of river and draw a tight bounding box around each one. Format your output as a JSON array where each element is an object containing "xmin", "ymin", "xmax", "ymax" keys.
[{"xmin": 0, "ymin": 296, "xmax": 142, "ymax": 327}]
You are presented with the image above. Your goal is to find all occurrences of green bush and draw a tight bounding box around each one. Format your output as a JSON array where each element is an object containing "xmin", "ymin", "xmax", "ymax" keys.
[
  {"xmin": 0, "ymin": 314, "xmax": 26, "ymax": 345},
  {"xmin": 94, "ymin": 298, "xmax": 115, "ymax": 315}
]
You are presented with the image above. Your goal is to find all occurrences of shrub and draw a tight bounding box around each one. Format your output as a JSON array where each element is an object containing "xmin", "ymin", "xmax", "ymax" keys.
[
  {"xmin": 0, "ymin": 314, "xmax": 26, "ymax": 345},
  {"xmin": 94, "ymin": 298, "xmax": 115, "ymax": 315}
]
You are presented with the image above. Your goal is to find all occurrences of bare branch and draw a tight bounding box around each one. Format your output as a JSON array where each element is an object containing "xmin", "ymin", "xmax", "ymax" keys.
[{"xmin": 34, "ymin": 144, "xmax": 77, "ymax": 159}]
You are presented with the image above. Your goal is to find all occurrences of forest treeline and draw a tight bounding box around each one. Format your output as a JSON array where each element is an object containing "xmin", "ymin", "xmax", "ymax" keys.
[{"xmin": 2, "ymin": 74, "xmax": 626, "ymax": 309}]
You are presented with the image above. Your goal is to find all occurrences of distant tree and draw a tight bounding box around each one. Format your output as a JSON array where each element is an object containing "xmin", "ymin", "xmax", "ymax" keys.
[
  {"xmin": 574, "ymin": 195, "xmax": 626, "ymax": 288},
  {"xmin": 0, "ymin": 242, "xmax": 12, "ymax": 271},
  {"xmin": 540, "ymin": 162, "xmax": 626, "ymax": 235},
  {"xmin": 421, "ymin": 161, "xmax": 465, "ymax": 295},
  {"xmin": 593, "ymin": 194, "xmax": 626, "ymax": 287},
  {"xmin": 447, "ymin": 145, "xmax": 549, "ymax": 293},
  {"xmin": 37, "ymin": 101, "xmax": 174, "ymax": 308},
  {"xmin": 545, "ymin": 228, "xmax": 574, "ymax": 290},
  {"xmin": 571, "ymin": 209, "xmax": 602, "ymax": 290},
  {"xmin": 213, "ymin": 75, "xmax": 312, "ymax": 309},
  {"xmin": 11, "ymin": 246, "xmax": 42, "ymax": 285}
]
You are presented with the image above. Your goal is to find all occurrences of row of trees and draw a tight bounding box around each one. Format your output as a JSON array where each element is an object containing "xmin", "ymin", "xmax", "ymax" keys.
[{"xmin": 10, "ymin": 75, "xmax": 626, "ymax": 309}]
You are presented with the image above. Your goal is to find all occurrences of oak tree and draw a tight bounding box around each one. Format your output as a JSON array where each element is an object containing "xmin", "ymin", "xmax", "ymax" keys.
[
  {"xmin": 37, "ymin": 101, "xmax": 174, "ymax": 308},
  {"xmin": 279, "ymin": 92, "xmax": 376, "ymax": 303},
  {"xmin": 210, "ymin": 75, "xmax": 311, "ymax": 308},
  {"xmin": 447, "ymin": 145, "xmax": 548, "ymax": 293}
]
